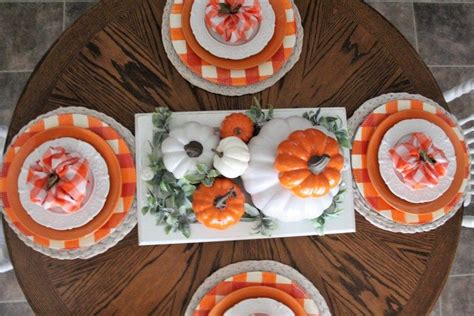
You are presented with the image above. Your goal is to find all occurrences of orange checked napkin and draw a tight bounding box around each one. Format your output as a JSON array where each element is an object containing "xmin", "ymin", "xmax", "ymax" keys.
[
  {"xmin": 389, "ymin": 132, "xmax": 449, "ymax": 189},
  {"xmin": 205, "ymin": 0, "xmax": 262, "ymax": 44},
  {"xmin": 27, "ymin": 146, "xmax": 90, "ymax": 213}
]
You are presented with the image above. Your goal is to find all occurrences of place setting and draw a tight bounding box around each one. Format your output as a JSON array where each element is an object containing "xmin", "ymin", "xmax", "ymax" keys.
[
  {"xmin": 162, "ymin": 0, "xmax": 303, "ymax": 96},
  {"xmin": 0, "ymin": 107, "xmax": 137, "ymax": 259},
  {"xmin": 349, "ymin": 93, "xmax": 472, "ymax": 233}
]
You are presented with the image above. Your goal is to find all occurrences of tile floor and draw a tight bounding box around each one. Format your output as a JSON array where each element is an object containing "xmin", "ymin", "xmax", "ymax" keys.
[{"xmin": 0, "ymin": 0, "xmax": 472, "ymax": 315}]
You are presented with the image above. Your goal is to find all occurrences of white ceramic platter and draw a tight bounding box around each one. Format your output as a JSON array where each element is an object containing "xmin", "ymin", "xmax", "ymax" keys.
[
  {"xmin": 18, "ymin": 137, "xmax": 110, "ymax": 230},
  {"xmin": 135, "ymin": 108, "xmax": 355, "ymax": 246},
  {"xmin": 190, "ymin": 0, "xmax": 275, "ymax": 59},
  {"xmin": 378, "ymin": 119, "xmax": 456, "ymax": 203}
]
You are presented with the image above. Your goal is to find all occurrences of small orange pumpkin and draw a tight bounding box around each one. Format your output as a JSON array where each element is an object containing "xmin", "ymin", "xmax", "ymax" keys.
[
  {"xmin": 274, "ymin": 128, "xmax": 344, "ymax": 198},
  {"xmin": 220, "ymin": 113, "xmax": 254, "ymax": 143},
  {"xmin": 192, "ymin": 178, "xmax": 245, "ymax": 230}
]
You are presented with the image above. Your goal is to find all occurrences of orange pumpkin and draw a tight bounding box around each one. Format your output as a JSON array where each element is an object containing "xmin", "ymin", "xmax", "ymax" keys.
[
  {"xmin": 274, "ymin": 128, "xmax": 344, "ymax": 198},
  {"xmin": 192, "ymin": 178, "xmax": 245, "ymax": 230},
  {"xmin": 220, "ymin": 113, "xmax": 254, "ymax": 143}
]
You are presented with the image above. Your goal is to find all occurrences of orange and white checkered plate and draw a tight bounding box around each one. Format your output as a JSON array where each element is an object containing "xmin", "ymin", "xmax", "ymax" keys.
[
  {"xmin": 170, "ymin": 0, "xmax": 297, "ymax": 86},
  {"xmin": 0, "ymin": 113, "xmax": 136, "ymax": 250},
  {"xmin": 193, "ymin": 271, "xmax": 320, "ymax": 316},
  {"xmin": 351, "ymin": 99, "xmax": 469, "ymax": 224}
]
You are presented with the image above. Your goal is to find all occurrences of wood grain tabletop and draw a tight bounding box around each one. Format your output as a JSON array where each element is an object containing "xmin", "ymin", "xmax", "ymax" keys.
[{"xmin": 3, "ymin": 0, "xmax": 461, "ymax": 314}]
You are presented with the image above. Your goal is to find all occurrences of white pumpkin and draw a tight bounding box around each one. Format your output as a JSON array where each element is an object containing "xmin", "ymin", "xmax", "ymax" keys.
[
  {"xmin": 161, "ymin": 122, "xmax": 219, "ymax": 179},
  {"xmin": 213, "ymin": 136, "xmax": 250, "ymax": 178},
  {"xmin": 241, "ymin": 116, "xmax": 342, "ymax": 222}
]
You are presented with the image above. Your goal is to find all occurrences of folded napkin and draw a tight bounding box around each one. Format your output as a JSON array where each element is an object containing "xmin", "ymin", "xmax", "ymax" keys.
[
  {"xmin": 205, "ymin": 0, "xmax": 262, "ymax": 44},
  {"xmin": 389, "ymin": 132, "xmax": 449, "ymax": 189},
  {"xmin": 27, "ymin": 146, "xmax": 90, "ymax": 213}
]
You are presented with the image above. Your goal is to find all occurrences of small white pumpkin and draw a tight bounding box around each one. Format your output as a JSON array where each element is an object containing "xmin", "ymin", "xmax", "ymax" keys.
[
  {"xmin": 241, "ymin": 116, "xmax": 342, "ymax": 222},
  {"xmin": 213, "ymin": 137, "xmax": 250, "ymax": 178},
  {"xmin": 161, "ymin": 122, "xmax": 219, "ymax": 179}
]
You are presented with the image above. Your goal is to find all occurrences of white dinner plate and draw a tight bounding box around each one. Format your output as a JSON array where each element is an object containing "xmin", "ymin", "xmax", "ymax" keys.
[
  {"xmin": 18, "ymin": 138, "xmax": 110, "ymax": 230},
  {"xmin": 378, "ymin": 119, "xmax": 456, "ymax": 203},
  {"xmin": 190, "ymin": 0, "xmax": 275, "ymax": 59}
]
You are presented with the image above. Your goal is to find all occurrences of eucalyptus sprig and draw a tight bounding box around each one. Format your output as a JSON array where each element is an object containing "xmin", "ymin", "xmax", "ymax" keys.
[
  {"xmin": 311, "ymin": 186, "xmax": 347, "ymax": 233},
  {"xmin": 141, "ymin": 153, "xmax": 197, "ymax": 238},
  {"xmin": 246, "ymin": 97, "xmax": 274, "ymax": 128},
  {"xmin": 142, "ymin": 107, "xmax": 197, "ymax": 238},
  {"xmin": 152, "ymin": 107, "xmax": 172, "ymax": 146},
  {"xmin": 184, "ymin": 163, "xmax": 220, "ymax": 187},
  {"xmin": 241, "ymin": 203, "xmax": 278, "ymax": 236},
  {"xmin": 303, "ymin": 109, "xmax": 351, "ymax": 149}
]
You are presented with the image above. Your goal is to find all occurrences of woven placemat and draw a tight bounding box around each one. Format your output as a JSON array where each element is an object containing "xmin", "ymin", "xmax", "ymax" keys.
[
  {"xmin": 348, "ymin": 93, "xmax": 470, "ymax": 233},
  {"xmin": 161, "ymin": 0, "xmax": 304, "ymax": 96},
  {"xmin": 185, "ymin": 260, "xmax": 331, "ymax": 316},
  {"xmin": 0, "ymin": 107, "xmax": 137, "ymax": 259}
]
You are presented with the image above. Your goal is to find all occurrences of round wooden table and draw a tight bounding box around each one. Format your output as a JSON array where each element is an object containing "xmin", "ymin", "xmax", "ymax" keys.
[{"xmin": 4, "ymin": 0, "xmax": 461, "ymax": 314}]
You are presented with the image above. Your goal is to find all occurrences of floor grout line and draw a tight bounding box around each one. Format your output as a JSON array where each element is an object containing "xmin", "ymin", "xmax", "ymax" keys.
[
  {"xmin": 411, "ymin": 1, "xmax": 419, "ymax": 52},
  {"xmin": 439, "ymin": 296, "xmax": 443, "ymax": 316},
  {"xmin": 62, "ymin": 1, "xmax": 66, "ymax": 32},
  {"xmin": 0, "ymin": 70, "xmax": 33, "ymax": 74},
  {"xmin": 0, "ymin": 299, "xmax": 28, "ymax": 304},
  {"xmin": 366, "ymin": 1, "xmax": 474, "ymax": 3},
  {"xmin": 428, "ymin": 65, "xmax": 474, "ymax": 68},
  {"xmin": 449, "ymin": 273, "xmax": 474, "ymax": 277}
]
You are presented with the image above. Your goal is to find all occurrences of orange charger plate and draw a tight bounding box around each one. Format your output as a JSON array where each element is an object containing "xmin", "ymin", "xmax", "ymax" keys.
[
  {"xmin": 181, "ymin": 0, "xmax": 287, "ymax": 70},
  {"xmin": 209, "ymin": 286, "xmax": 307, "ymax": 316},
  {"xmin": 366, "ymin": 110, "xmax": 466, "ymax": 214},
  {"xmin": 6, "ymin": 126, "xmax": 122, "ymax": 241}
]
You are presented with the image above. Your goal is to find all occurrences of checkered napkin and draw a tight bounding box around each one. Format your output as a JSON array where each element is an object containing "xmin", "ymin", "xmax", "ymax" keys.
[
  {"xmin": 389, "ymin": 132, "xmax": 449, "ymax": 189},
  {"xmin": 205, "ymin": 0, "xmax": 262, "ymax": 44},
  {"xmin": 27, "ymin": 146, "xmax": 90, "ymax": 213}
]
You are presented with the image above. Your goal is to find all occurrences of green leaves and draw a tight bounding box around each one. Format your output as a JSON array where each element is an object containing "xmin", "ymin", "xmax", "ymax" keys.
[
  {"xmin": 244, "ymin": 203, "xmax": 260, "ymax": 217},
  {"xmin": 142, "ymin": 108, "xmax": 198, "ymax": 238},
  {"xmin": 303, "ymin": 109, "xmax": 351, "ymax": 149},
  {"xmin": 184, "ymin": 163, "xmax": 220, "ymax": 187},
  {"xmin": 311, "ymin": 186, "xmax": 347, "ymax": 233},
  {"xmin": 246, "ymin": 97, "xmax": 274, "ymax": 128},
  {"xmin": 242, "ymin": 203, "xmax": 278, "ymax": 236},
  {"xmin": 152, "ymin": 107, "xmax": 172, "ymax": 132},
  {"xmin": 153, "ymin": 130, "xmax": 168, "ymax": 147}
]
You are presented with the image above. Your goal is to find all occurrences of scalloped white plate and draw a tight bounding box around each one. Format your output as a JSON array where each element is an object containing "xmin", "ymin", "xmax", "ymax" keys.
[
  {"xmin": 378, "ymin": 119, "xmax": 456, "ymax": 203},
  {"xmin": 18, "ymin": 138, "xmax": 110, "ymax": 230},
  {"xmin": 190, "ymin": 0, "xmax": 275, "ymax": 59}
]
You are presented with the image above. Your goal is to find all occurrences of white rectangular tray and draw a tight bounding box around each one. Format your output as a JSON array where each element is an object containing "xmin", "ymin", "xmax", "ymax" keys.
[{"xmin": 135, "ymin": 108, "xmax": 355, "ymax": 245}]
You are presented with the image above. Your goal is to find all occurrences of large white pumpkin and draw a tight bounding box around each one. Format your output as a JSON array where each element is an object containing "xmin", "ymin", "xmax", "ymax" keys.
[
  {"xmin": 241, "ymin": 116, "xmax": 341, "ymax": 222},
  {"xmin": 161, "ymin": 122, "xmax": 219, "ymax": 179}
]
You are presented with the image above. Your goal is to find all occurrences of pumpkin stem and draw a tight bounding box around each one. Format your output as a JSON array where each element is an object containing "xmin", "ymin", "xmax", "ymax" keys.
[
  {"xmin": 184, "ymin": 141, "xmax": 203, "ymax": 158},
  {"xmin": 233, "ymin": 127, "xmax": 242, "ymax": 136},
  {"xmin": 214, "ymin": 188, "xmax": 236, "ymax": 210},
  {"xmin": 308, "ymin": 155, "xmax": 330, "ymax": 175},
  {"xmin": 419, "ymin": 150, "xmax": 436, "ymax": 164},
  {"xmin": 212, "ymin": 148, "xmax": 223, "ymax": 158},
  {"xmin": 46, "ymin": 173, "xmax": 60, "ymax": 191}
]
